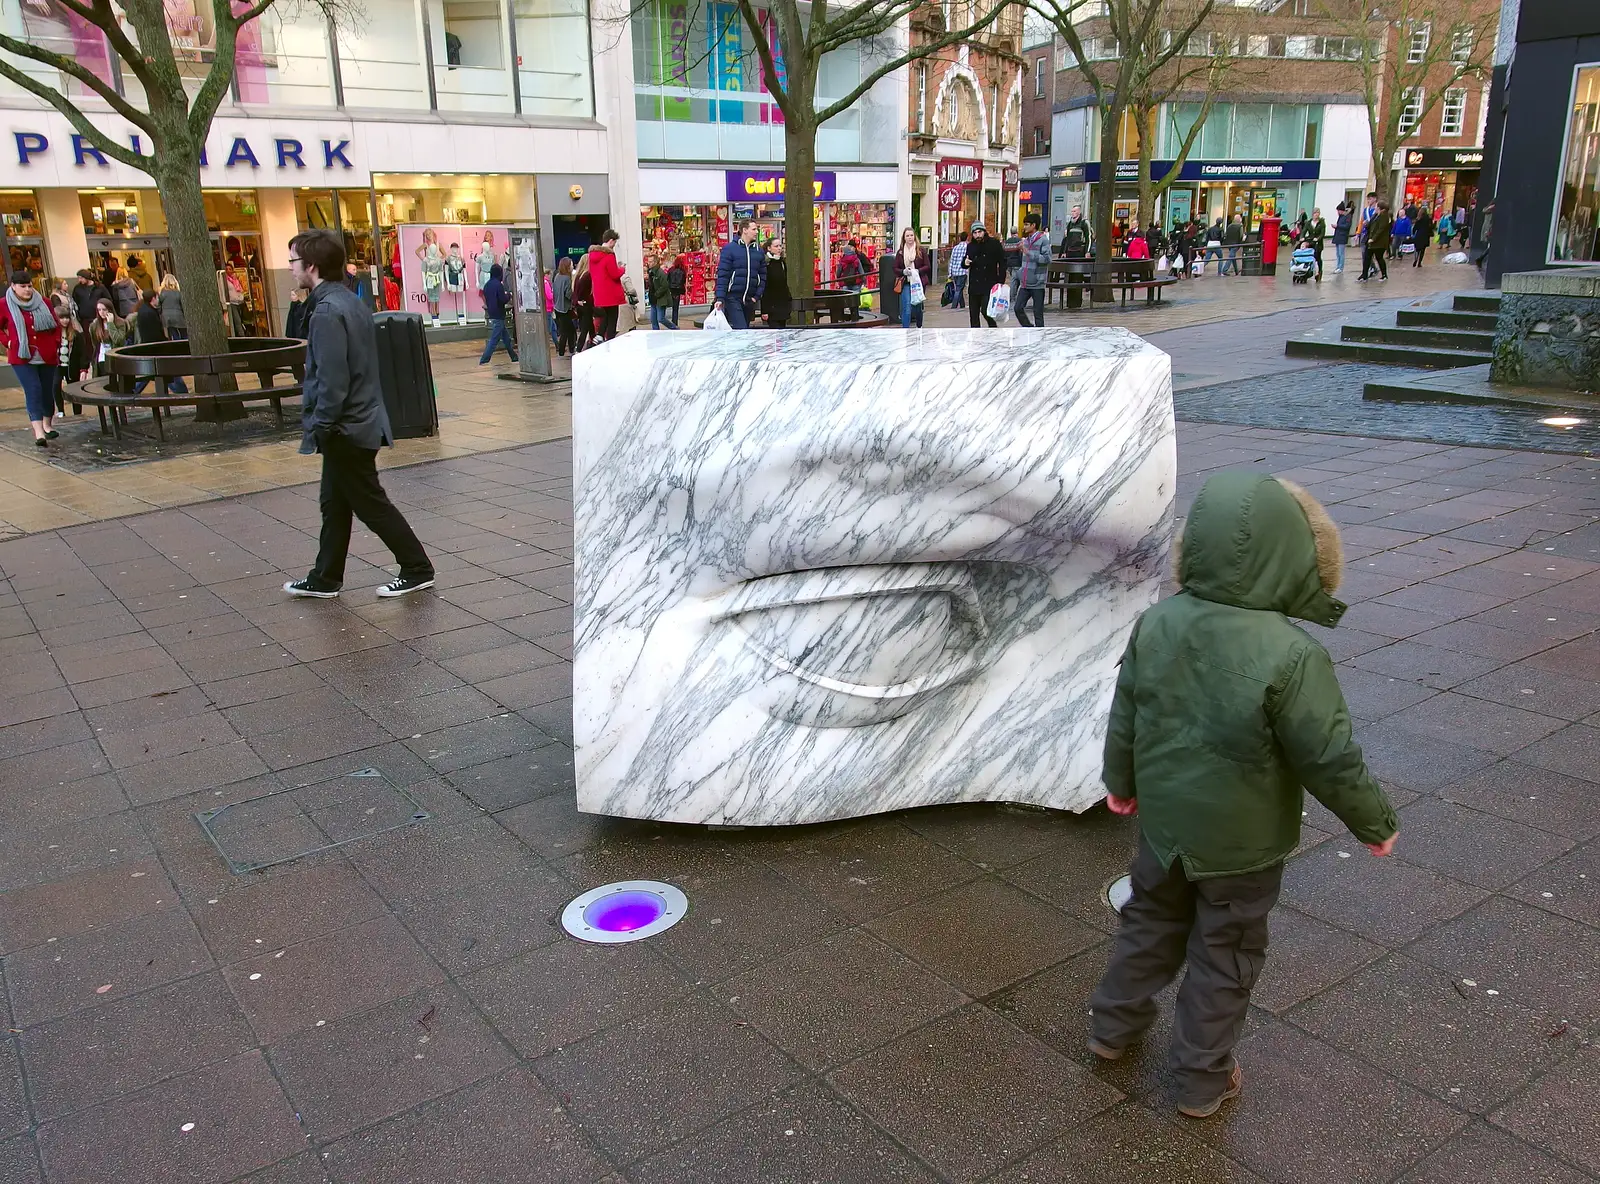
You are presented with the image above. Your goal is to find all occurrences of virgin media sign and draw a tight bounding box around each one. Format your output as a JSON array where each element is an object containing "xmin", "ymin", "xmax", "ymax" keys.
[{"xmin": 936, "ymin": 158, "xmax": 983, "ymax": 189}]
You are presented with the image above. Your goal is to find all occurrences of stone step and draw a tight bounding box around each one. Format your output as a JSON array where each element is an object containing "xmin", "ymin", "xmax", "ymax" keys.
[
  {"xmin": 1452, "ymin": 292, "xmax": 1501, "ymax": 313},
  {"xmin": 1340, "ymin": 323, "xmax": 1496, "ymax": 351},
  {"xmin": 1284, "ymin": 336, "xmax": 1491, "ymax": 368},
  {"xmin": 1395, "ymin": 308, "xmax": 1499, "ymax": 332}
]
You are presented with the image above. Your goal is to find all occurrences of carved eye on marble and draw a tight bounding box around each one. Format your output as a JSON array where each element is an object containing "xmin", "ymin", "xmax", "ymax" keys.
[{"xmin": 714, "ymin": 562, "xmax": 1039, "ymax": 728}]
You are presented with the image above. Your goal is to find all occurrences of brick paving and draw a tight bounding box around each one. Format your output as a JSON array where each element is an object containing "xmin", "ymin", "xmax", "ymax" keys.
[{"xmin": 0, "ymin": 417, "xmax": 1597, "ymax": 1183}]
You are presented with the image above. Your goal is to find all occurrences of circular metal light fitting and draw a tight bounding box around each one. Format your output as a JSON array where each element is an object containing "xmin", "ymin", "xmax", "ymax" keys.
[
  {"xmin": 1106, "ymin": 874, "xmax": 1134, "ymax": 914},
  {"xmin": 561, "ymin": 880, "xmax": 688, "ymax": 944}
]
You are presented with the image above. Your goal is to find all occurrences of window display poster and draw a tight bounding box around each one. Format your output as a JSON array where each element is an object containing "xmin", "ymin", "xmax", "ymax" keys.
[
  {"xmin": 508, "ymin": 228, "xmax": 553, "ymax": 380},
  {"xmin": 1168, "ymin": 188, "xmax": 1192, "ymax": 226},
  {"xmin": 397, "ymin": 224, "xmax": 514, "ymax": 323}
]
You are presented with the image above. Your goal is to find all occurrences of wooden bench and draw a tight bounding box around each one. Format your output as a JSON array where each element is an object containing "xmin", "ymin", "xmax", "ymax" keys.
[
  {"xmin": 1114, "ymin": 276, "xmax": 1179, "ymax": 306},
  {"xmin": 67, "ymin": 338, "xmax": 305, "ymax": 442}
]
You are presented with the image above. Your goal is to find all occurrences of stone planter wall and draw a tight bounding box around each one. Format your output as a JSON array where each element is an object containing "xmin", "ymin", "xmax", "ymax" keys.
[{"xmin": 1490, "ymin": 268, "xmax": 1600, "ymax": 391}]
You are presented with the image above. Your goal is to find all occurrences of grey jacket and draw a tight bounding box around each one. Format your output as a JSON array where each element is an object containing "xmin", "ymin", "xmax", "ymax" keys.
[
  {"xmin": 299, "ymin": 280, "xmax": 392, "ymax": 455},
  {"xmin": 1019, "ymin": 230, "xmax": 1052, "ymax": 289},
  {"xmin": 158, "ymin": 289, "xmax": 186, "ymax": 332},
  {"xmin": 552, "ymin": 271, "xmax": 573, "ymax": 313}
]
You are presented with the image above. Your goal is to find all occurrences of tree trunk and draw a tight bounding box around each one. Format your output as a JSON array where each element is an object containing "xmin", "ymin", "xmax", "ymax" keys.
[
  {"xmin": 1095, "ymin": 103, "xmax": 1120, "ymax": 265},
  {"xmin": 784, "ymin": 115, "xmax": 819, "ymax": 312},
  {"xmin": 1136, "ymin": 106, "xmax": 1156, "ymax": 231}
]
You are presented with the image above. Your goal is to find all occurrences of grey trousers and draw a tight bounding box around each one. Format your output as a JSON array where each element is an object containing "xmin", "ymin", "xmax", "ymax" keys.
[{"xmin": 1089, "ymin": 835, "xmax": 1282, "ymax": 1106}]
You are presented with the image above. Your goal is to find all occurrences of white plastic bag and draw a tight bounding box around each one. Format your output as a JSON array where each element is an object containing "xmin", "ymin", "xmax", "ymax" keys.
[
  {"xmin": 1191, "ymin": 257, "xmax": 1205, "ymax": 277},
  {"xmin": 1155, "ymin": 254, "xmax": 1170, "ymax": 274},
  {"xmin": 905, "ymin": 270, "xmax": 925, "ymax": 306},
  {"xmin": 1442, "ymin": 251, "xmax": 1469, "ymax": 264},
  {"xmin": 986, "ymin": 283, "xmax": 1011, "ymax": 320},
  {"xmin": 702, "ymin": 307, "xmax": 732, "ymax": 331}
]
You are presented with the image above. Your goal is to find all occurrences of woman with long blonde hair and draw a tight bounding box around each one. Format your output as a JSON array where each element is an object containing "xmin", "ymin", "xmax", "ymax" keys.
[{"xmin": 157, "ymin": 273, "xmax": 186, "ymax": 339}]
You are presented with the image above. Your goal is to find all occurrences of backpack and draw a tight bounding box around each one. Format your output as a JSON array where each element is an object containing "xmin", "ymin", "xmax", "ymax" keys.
[{"xmin": 667, "ymin": 265, "xmax": 685, "ymax": 293}]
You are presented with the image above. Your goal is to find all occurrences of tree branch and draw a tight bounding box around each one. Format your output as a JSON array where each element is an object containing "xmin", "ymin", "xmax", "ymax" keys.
[
  {"xmin": 813, "ymin": 0, "xmax": 1007, "ymax": 124},
  {"xmin": 0, "ymin": 32, "xmax": 158, "ymax": 133},
  {"xmin": 733, "ymin": 0, "xmax": 795, "ymax": 119},
  {"xmin": 46, "ymin": 0, "xmax": 159, "ymax": 90},
  {"xmin": 0, "ymin": 57, "xmax": 151, "ymax": 169}
]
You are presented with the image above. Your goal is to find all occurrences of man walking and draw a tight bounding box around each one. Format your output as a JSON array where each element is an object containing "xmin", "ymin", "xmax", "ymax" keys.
[
  {"xmin": 964, "ymin": 223, "xmax": 1006, "ymax": 327},
  {"xmin": 587, "ymin": 230, "xmax": 628, "ymax": 342},
  {"xmin": 282, "ymin": 229, "xmax": 435, "ymax": 600},
  {"xmin": 1060, "ymin": 205, "xmax": 1091, "ymax": 259},
  {"xmin": 947, "ymin": 231, "xmax": 969, "ymax": 308},
  {"xmin": 1014, "ymin": 213, "xmax": 1051, "ymax": 327},
  {"xmin": 714, "ymin": 220, "xmax": 766, "ymax": 329}
]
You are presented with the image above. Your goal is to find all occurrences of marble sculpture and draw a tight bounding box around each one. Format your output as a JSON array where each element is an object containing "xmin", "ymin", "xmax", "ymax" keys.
[{"xmin": 572, "ymin": 327, "xmax": 1175, "ymax": 826}]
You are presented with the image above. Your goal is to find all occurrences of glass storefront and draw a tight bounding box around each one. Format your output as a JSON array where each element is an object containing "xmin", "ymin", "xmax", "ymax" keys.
[
  {"xmin": 0, "ymin": 0, "xmax": 592, "ymax": 118},
  {"xmin": 641, "ymin": 199, "xmax": 894, "ymax": 294},
  {"xmin": 0, "ymin": 191, "xmax": 48, "ymax": 279},
  {"xmin": 1402, "ymin": 171, "xmax": 1478, "ymax": 222},
  {"xmin": 78, "ymin": 188, "xmax": 269, "ymax": 335},
  {"xmin": 1551, "ymin": 64, "xmax": 1600, "ymax": 263}
]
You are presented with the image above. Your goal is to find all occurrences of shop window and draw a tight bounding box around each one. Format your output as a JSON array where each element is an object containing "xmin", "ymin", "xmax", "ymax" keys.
[
  {"xmin": 1551, "ymin": 65, "xmax": 1600, "ymax": 264},
  {"xmin": 1267, "ymin": 105, "xmax": 1303, "ymax": 159},
  {"xmin": 0, "ymin": 191, "xmax": 47, "ymax": 281},
  {"xmin": 237, "ymin": 4, "xmax": 337, "ymax": 106},
  {"xmin": 1200, "ymin": 103, "xmax": 1232, "ymax": 158},
  {"xmin": 432, "ymin": 0, "xmax": 514, "ymax": 113},
  {"xmin": 1303, "ymin": 104, "xmax": 1322, "ymax": 158},
  {"xmin": 1232, "ymin": 104, "xmax": 1269, "ymax": 157},
  {"xmin": 1406, "ymin": 21, "xmax": 1430, "ymax": 64},
  {"xmin": 336, "ymin": 0, "xmax": 431, "ymax": 109},
  {"xmin": 1440, "ymin": 87, "xmax": 1467, "ymax": 137},
  {"xmin": 1165, "ymin": 102, "xmax": 1202, "ymax": 157},
  {"xmin": 1398, "ymin": 88, "xmax": 1424, "ymax": 137},
  {"xmin": 0, "ymin": 1, "xmax": 115, "ymax": 101},
  {"xmin": 515, "ymin": 0, "xmax": 592, "ymax": 117}
]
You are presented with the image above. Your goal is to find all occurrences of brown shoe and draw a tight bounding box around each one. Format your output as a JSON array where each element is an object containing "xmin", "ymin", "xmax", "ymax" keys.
[
  {"xmin": 1087, "ymin": 1038, "xmax": 1125, "ymax": 1062},
  {"xmin": 1178, "ymin": 1062, "xmax": 1242, "ymax": 1119}
]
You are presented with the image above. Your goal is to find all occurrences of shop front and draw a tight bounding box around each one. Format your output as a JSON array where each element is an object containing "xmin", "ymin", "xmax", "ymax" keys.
[
  {"xmin": 1017, "ymin": 181, "xmax": 1046, "ymax": 222},
  {"xmin": 639, "ymin": 168, "xmax": 899, "ymax": 296},
  {"xmin": 3, "ymin": 110, "xmax": 620, "ymax": 334},
  {"xmin": 1067, "ymin": 159, "xmax": 1323, "ymax": 234},
  {"xmin": 1398, "ymin": 147, "xmax": 1484, "ymax": 222}
]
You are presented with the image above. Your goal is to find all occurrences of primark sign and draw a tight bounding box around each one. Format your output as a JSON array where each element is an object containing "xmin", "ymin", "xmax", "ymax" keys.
[{"xmin": 13, "ymin": 129, "xmax": 354, "ymax": 171}]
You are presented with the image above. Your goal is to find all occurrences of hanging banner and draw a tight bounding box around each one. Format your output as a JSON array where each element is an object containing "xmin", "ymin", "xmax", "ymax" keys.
[
  {"xmin": 396, "ymin": 224, "xmax": 513, "ymax": 324},
  {"xmin": 757, "ymin": 8, "xmax": 786, "ymax": 125},
  {"xmin": 937, "ymin": 184, "xmax": 964, "ymax": 212},
  {"xmin": 708, "ymin": 3, "xmax": 744, "ymax": 123},
  {"xmin": 660, "ymin": 2, "xmax": 692, "ymax": 122}
]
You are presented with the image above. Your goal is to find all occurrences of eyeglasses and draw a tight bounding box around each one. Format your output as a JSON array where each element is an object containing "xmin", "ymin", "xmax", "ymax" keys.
[{"xmin": 287, "ymin": 256, "xmax": 301, "ymax": 264}]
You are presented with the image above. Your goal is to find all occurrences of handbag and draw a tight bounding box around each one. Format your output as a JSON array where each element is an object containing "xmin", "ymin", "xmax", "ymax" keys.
[
  {"xmin": 893, "ymin": 277, "xmax": 904, "ymax": 294},
  {"xmin": 940, "ymin": 280, "xmax": 954, "ymax": 307}
]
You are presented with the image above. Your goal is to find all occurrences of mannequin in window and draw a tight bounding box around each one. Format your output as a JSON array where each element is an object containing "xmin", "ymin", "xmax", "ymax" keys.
[
  {"xmin": 474, "ymin": 230, "xmax": 498, "ymax": 318},
  {"xmin": 416, "ymin": 228, "xmax": 445, "ymax": 328},
  {"xmin": 445, "ymin": 30, "xmax": 461, "ymax": 68},
  {"xmin": 445, "ymin": 242, "xmax": 467, "ymax": 324}
]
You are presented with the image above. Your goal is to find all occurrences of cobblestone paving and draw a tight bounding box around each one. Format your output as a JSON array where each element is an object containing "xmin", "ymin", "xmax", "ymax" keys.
[
  {"xmin": 1, "ymin": 422, "xmax": 1598, "ymax": 1183},
  {"xmin": 1178, "ymin": 362, "xmax": 1600, "ymax": 456}
]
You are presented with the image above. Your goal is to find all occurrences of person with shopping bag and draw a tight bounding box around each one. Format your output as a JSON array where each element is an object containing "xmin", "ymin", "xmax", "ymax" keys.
[
  {"xmin": 964, "ymin": 222, "xmax": 1006, "ymax": 328},
  {"xmin": 714, "ymin": 220, "xmax": 766, "ymax": 330},
  {"xmin": 895, "ymin": 228, "xmax": 932, "ymax": 328},
  {"xmin": 1014, "ymin": 213, "xmax": 1052, "ymax": 327}
]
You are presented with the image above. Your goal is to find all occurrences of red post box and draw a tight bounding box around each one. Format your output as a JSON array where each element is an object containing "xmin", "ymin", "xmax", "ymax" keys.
[{"xmin": 1259, "ymin": 216, "xmax": 1282, "ymax": 275}]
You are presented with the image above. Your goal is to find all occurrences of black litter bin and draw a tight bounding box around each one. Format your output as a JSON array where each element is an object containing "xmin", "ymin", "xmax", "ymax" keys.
[
  {"xmin": 878, "ymin": 255, "xmax": 901, "ymax": 324},
  {"xmin": 372, "ymin": 311, "xmax": 438, "ymax": 439}
]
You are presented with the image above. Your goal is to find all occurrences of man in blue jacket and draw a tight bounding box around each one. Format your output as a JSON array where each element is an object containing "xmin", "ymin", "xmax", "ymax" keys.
[
  {"xmin": 282, "ymin": 228, "xmax": 435, "ymax": 600},
  {"xmin": 715, "ymin": 221, "xmax": 766, "ymax": 329}
]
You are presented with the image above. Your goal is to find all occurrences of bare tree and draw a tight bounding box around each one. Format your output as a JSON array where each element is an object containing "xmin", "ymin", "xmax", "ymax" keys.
[
  {"xmin": 1317, "ymin": 0, "xmax": 1493, "ymax": 197},
  {"xmin": 1027, "ymin": 0, "xmax": 1217, "ymax": 263},
  {"xmin": 637, "ymin": 0, "xmax": 1012, "ymax": 302},
  {"xmin": 0, "ymin": 0, "xmax": 344, "ymax": 357},
  {"xmin": 1128, "ymin": 17, "xmax": 1238, "ymax": 227}
]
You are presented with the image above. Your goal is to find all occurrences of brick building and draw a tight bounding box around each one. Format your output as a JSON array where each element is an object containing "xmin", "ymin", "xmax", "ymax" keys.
[
  {"xmin": 1020, "ymin": 19, "xmax": 1055, "ymax": 227},
  {"xmin": 907, "ymin": 1, "xmax": 1025, "ymax": 270},
  {"xmin": 1373, "ymin": 0, "xmax": 1502, "ymax": 223},
  {"xmin": 1038, "ymin": 1, "xmax": 1381, "ymax": 242}
]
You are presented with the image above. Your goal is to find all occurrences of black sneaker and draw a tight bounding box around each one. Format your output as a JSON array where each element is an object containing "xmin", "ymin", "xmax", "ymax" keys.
[
  {"xmin": 283, "ymin": 578, "xmax": 340, "ymax": 599},
  {"xmin": 376, "ymin": 575, "xmax": 435, "ymax": 598}
]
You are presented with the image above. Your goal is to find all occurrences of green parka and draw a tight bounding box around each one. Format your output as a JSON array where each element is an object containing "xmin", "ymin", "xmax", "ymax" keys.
[{"xmin": 1104, "ymin": 470, "xmax": 1398, "ymax": 879}]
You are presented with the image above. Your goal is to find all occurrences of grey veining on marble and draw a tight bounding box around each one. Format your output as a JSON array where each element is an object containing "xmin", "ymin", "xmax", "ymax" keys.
[{"xmin": 571, "ymin": 327, "xmax": 1176, "ymax": 826}]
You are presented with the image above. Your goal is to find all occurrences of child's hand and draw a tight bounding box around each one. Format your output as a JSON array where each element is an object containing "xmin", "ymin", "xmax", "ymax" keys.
[
  {"xmin": 1106, "ymin": 794, "xmax": 1138, "ymax": 816},
  {"xmin": 1365, "ymin": 831, "xmax": 1398, "ymax": 857}
]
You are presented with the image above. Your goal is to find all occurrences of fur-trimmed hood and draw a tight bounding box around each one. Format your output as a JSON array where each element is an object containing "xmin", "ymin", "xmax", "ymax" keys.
[{"xmin": 1176, "ymin": 470, "xmax": 1347, "ymax": 627}]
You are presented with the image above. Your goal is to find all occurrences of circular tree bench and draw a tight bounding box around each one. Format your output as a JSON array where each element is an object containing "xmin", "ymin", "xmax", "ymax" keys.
[{"xmin": 67, "ymin": 338, "xmax": 306, "ymax": 442}]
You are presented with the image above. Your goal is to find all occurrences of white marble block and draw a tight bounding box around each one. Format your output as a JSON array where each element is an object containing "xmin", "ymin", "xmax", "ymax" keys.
[{"xmin": 572, "ymin": 327, "xmax": 1175, "ymax": 826}]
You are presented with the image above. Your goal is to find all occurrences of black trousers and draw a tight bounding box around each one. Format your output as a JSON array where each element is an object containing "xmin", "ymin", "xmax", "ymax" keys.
[
  {"xmin": 1360, "ymin": 245, "xmax": 1387, "ymax": 280},
  {"xmin": 968, "ymin": 278, "xmax": 998, "ymax": 327},
  {"xmin": 598, "ymin": 305, "xmax": 619, "ymax": 341},
  {"xmin": 311, "ymin": 434, "xmax": 433, "ymax": 588},
  {"xmin": 1089, "ymin": 836, "xmax": 1282, "ymax": 1108}
]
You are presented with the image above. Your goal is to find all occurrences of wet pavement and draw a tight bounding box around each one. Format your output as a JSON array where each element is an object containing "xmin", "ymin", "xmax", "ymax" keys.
[{"xmin": 1, "ymin": 411, "xmax": 1597, "ymax": 1182}]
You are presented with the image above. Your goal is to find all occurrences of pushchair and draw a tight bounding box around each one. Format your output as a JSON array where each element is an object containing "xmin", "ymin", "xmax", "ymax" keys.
[{"xmin": 1289, "ymin": 244, "xmax": 1317, "ymax": 284}]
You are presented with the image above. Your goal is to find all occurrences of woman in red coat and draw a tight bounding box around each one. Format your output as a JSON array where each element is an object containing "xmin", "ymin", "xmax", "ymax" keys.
[
  {"xmin": 586, "ymin": 229, "xmax": 628, "ymax": 342},
  {"xmin": 3, "ymin": 269, "xmax": 64, "ymax": 447}
]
